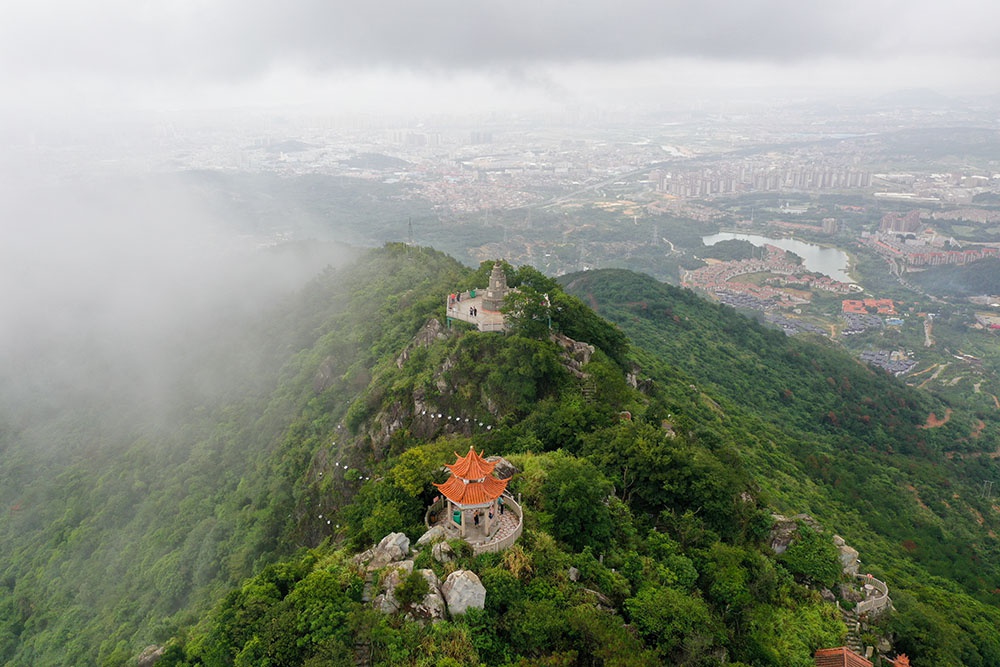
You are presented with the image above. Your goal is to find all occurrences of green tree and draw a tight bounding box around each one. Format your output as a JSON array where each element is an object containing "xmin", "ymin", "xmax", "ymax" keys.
[
  {"xmin": 502, "ymin": 286, "xmax": 552, "ymax": 339},
  {"xmin": 540, "ymin": 451, "xmax": 614, "ymax": 552},
  {"xmin": 778, "ymin": 524, "xmax": 841, "ymax": 588},
  {"xmin": 394, "ymin": 571, "xmax": 430, "ymax": 607},
  {"xmin": 625, "ymin": 585, "xmax": 721, "ymax": 661}
]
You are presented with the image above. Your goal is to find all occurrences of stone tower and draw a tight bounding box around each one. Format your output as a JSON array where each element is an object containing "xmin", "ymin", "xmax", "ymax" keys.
[{"xmin": 481, "ymin": 262, "xmax": 509, "ymax": 311}]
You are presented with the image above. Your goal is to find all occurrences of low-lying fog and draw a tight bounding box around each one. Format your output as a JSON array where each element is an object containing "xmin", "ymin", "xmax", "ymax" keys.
[{"xmin": 0, "ymin": 165, "xmax": 357, "ymax": 452}]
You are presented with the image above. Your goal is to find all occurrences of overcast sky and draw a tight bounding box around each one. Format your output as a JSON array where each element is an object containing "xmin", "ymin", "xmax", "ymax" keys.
[{"xmin": 2, "ymin": 0, "xmax": 998, "ymax": 115}]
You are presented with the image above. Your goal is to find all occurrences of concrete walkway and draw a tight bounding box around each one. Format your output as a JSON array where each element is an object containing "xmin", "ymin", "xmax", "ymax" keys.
[
  {"xmin": 431, "ymin": 510, "xmax": 518, "ymax": 546},
  {"xmin": 446, "ymin": 292, "xmax": 506, "ymax": 332}
]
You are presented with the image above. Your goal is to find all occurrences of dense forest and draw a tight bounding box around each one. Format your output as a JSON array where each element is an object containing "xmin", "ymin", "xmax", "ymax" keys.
[
  {"xmin": 907, "ymin": 258, "xmax": 1000, "ymax": 297},
  {"xmin": 3, "ymin": 247, "xmax": 1000, "ymax": 666}
]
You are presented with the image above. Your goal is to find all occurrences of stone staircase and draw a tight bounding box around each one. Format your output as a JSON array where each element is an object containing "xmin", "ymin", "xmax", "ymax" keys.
[
  {"xmin": 841, "ymin": 607, "xmax": 865, "ymax": 656},
  {"xmin": 354, "ymin": 640, "xmax": 371, "ymax": 667}
]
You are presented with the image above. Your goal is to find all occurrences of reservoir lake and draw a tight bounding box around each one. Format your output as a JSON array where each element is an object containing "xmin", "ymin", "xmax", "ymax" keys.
[{"xmin": 702, "ymin": 232, "xmax": 852, "ymax": 283}]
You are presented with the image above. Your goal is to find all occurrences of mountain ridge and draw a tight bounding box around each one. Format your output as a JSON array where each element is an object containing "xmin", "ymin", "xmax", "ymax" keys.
[{"xmin": 2, "ymin": 247, "xmax": 999, "ymax": 666}]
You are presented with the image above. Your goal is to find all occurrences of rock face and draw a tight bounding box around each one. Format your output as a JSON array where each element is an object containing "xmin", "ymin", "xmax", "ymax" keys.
[
  {"xmin": 372, "ymin": 564, "xmax": 447, "ymax": 623},
  {"xmin": 312, "ymin": 356, "xmax": 338, "ymax": 393},
  {"xmin": 769, "ymin": 514, "xmax": 799, "ymax": 554},
  {"xmin": 768, "ymin": 513, "xmax": 820, "ymax": 555},
  {"xmin": 373, "ymin": 561, "xmax": 415, "ymax": 614},
  {"xmin": 488, "ymin": 456, "xmax": 520, "ymax": 481},
  {"xmin": 396, "ymin": 319, "xmax": 448, "ymax": 368},
  {"xmin": 441, "ymin": 570, "xmax": 486, "ymax": 617},
  {"xmin": 833, "ymin": 535, "xmax": 861, "ymax": 576},
  {"xmin": 551, "ymin": 333, "xmax": 595, "ymax": 378}
]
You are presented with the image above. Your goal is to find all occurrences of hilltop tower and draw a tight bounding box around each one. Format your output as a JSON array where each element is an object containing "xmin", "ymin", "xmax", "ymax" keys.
[{"xmin": 481, "ymin": 262, "xmax": 510, "ymax": 312}]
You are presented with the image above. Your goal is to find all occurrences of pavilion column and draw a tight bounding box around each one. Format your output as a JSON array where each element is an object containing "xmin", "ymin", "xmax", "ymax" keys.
[{"xmin": 460, "ymin": 506, "xmax": 466, "ymax": 538}]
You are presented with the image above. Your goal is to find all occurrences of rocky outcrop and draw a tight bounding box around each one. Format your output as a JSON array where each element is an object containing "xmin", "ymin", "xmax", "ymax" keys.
[
  {"xmin": 432, "ymin": 541, "xmax": 455, "ymax": 563},
  {"xmin": 396, "ymin": 319, "xmax": 448, "ymax": 368},
  {"xmin": 551, "ymin": 333, "xmax": 595, "ymax": 378},
  {"xmin": 408, "ymin": 570, "xmax": 446, "ymax": 623},
  {"xmin": 833, "ymin": 535, "xmax": 861, "ymax": 576},
  {"xmin": 416, "ymin": 524, "xmax": 447, "ymax": 547},
  {"xmin": 373, "ymin": 560, "xmax": 414, "ymax": 613},
  {"xmin": 368, "ymin": 560, "xmax": 446, "ymax": 623},
  {"xmin": 441, "ymin": 570, "xmax": 486, "ymax": 617},
  {"xmin": 137, "ymin": 645, "xmax": 164, "ymax": 667},
  {"xmin": 768, "ymin": 513, "xmax": 820, "ymax": 554},
  {"xmin": 354, "ymin": 532, "xmax": 410, "ymax": 572},
  {"xmin": 769, "ymin": 517, "xmax": 862, "ymax": 576},
  {"xmin": 487, "ymin": 456, "xmax": 519, "ymax": 481},
  {"xmin": 312, "ymin": 356, "xmax": 338, "ymax": 393}
]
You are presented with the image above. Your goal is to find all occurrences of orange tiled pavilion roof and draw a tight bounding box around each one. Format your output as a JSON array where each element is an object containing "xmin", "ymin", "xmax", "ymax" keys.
[
  {"xmin": 435, "ymin": 474, "xmax": 509, "ymax": 505},
  {"xmin": 434, "ymin": 447, "xmax": 509, "ymax": 505},
  {"xmin": 445, "ymin": 446, "xmax": 498, "ymax": 479}
]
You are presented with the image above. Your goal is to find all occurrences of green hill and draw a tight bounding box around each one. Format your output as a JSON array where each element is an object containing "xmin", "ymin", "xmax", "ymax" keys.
[{"xmin": 3, "ymin": 250, "xmax": 1000, "ymax": 666}]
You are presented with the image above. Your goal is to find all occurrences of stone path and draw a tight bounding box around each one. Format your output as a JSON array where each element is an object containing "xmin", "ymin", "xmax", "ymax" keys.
[
  {"xmin": 446, "ymin": 294, "xmax": 506, "ymax": 332},
  {"xmin": 489, "ymin": 512, "xmax": 519, "ymax": 544},
  {"xmin": 431, "ymin": 509, "xmax": 518, "ymax": 547}
]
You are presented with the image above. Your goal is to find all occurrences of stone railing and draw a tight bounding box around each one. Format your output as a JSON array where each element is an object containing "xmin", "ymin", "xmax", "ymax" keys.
[
  {"xmin": 424, "ymin": 498, "xmax": 447, "ymax": 528},
  {"xmin": 478, "ymin": 320, "xmax": 507, "ymax": 333},
  {"xmin": 473, "ymin": 493, "xmax": 523, "ymax": 555},
  {"xmin": 854, "ymin": 574, "xmax": 891, "ymax": 616},
  {"xmin": 425, "ymin": 494, "xmax": 524, "ymax": 555}
]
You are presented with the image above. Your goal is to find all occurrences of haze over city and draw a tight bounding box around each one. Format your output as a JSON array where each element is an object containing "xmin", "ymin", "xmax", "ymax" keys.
[{"xmin": 5, "ymin": 2, "xmax": 1000, "ymax": 665}]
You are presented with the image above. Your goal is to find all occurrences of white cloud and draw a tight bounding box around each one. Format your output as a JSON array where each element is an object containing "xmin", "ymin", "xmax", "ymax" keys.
[{"xmin": 1, "ymin": 0, "xmax": 998, "ymax": 112}]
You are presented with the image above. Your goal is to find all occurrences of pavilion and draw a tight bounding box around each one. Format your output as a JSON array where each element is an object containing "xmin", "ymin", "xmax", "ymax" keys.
[{"xmin": 433, "ymin": 446, "xmax": 511, "ymax": 542}]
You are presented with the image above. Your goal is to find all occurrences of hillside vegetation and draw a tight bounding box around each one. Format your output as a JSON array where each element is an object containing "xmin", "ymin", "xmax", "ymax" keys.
[{"xmin": 3, "ymin": 248, "xmax": 1000, "ymax": 666}]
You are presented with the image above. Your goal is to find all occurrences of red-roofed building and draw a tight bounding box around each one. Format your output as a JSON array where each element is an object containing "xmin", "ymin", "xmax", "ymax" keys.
[
  {"xmin": 814, "ymin": 647, "xmax": 872, "ymax": 667},
  {"xmin": 842, "ymin": 298, "xmax": 897, "ymax": 315},
  {"xmin": 434, "ymin": 447, "xmax": 511, "ymax": 539}
]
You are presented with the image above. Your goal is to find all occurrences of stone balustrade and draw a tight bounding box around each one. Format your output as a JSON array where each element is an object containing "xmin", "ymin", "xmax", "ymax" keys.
[
  {"xmin": 854, "ymin": 573, "xmax": 891, "ymax": 616},
  {"xmin": 424, "ymin": 493, "xmax": 523, "ymax": 555}
]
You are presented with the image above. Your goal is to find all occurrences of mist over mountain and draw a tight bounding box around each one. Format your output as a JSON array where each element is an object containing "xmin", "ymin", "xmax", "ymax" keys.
[{"xmin": 0, "ymin": 169, "xmax": 356, "ymax": 450}]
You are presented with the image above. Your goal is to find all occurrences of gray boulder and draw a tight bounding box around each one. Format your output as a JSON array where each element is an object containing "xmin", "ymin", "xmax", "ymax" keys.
[
  {"xmin": 364, "ymin": 532, "xmax": 411, "ymax": 571},
  {"xmin": 417, "ymin": 525, "xmax": 447, "ymax": 547},
  {"xmin": 379, "ymin": 532, "xmax": 411, "ymax": 558},
  {"xmin": 374, "ymin": 561, "xmax": 415, "ymax": 614},
  {"xmin": 441, "ymin": 570, "xmax": 486, "ymax": 617},
  {"xmin": 487, "ymin": 456, "xmax": 520, "ymax": 481},
  {"xmin": 432, "ymin": 541, "xmax": 455, "ymax": 563},
  {"xmin": 409, "ymin": 570, "xmax": 447, "ymax": 623},
  {"xmin": 137, "ymin": 645, "xmax": 164, "ymax": 667}
]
